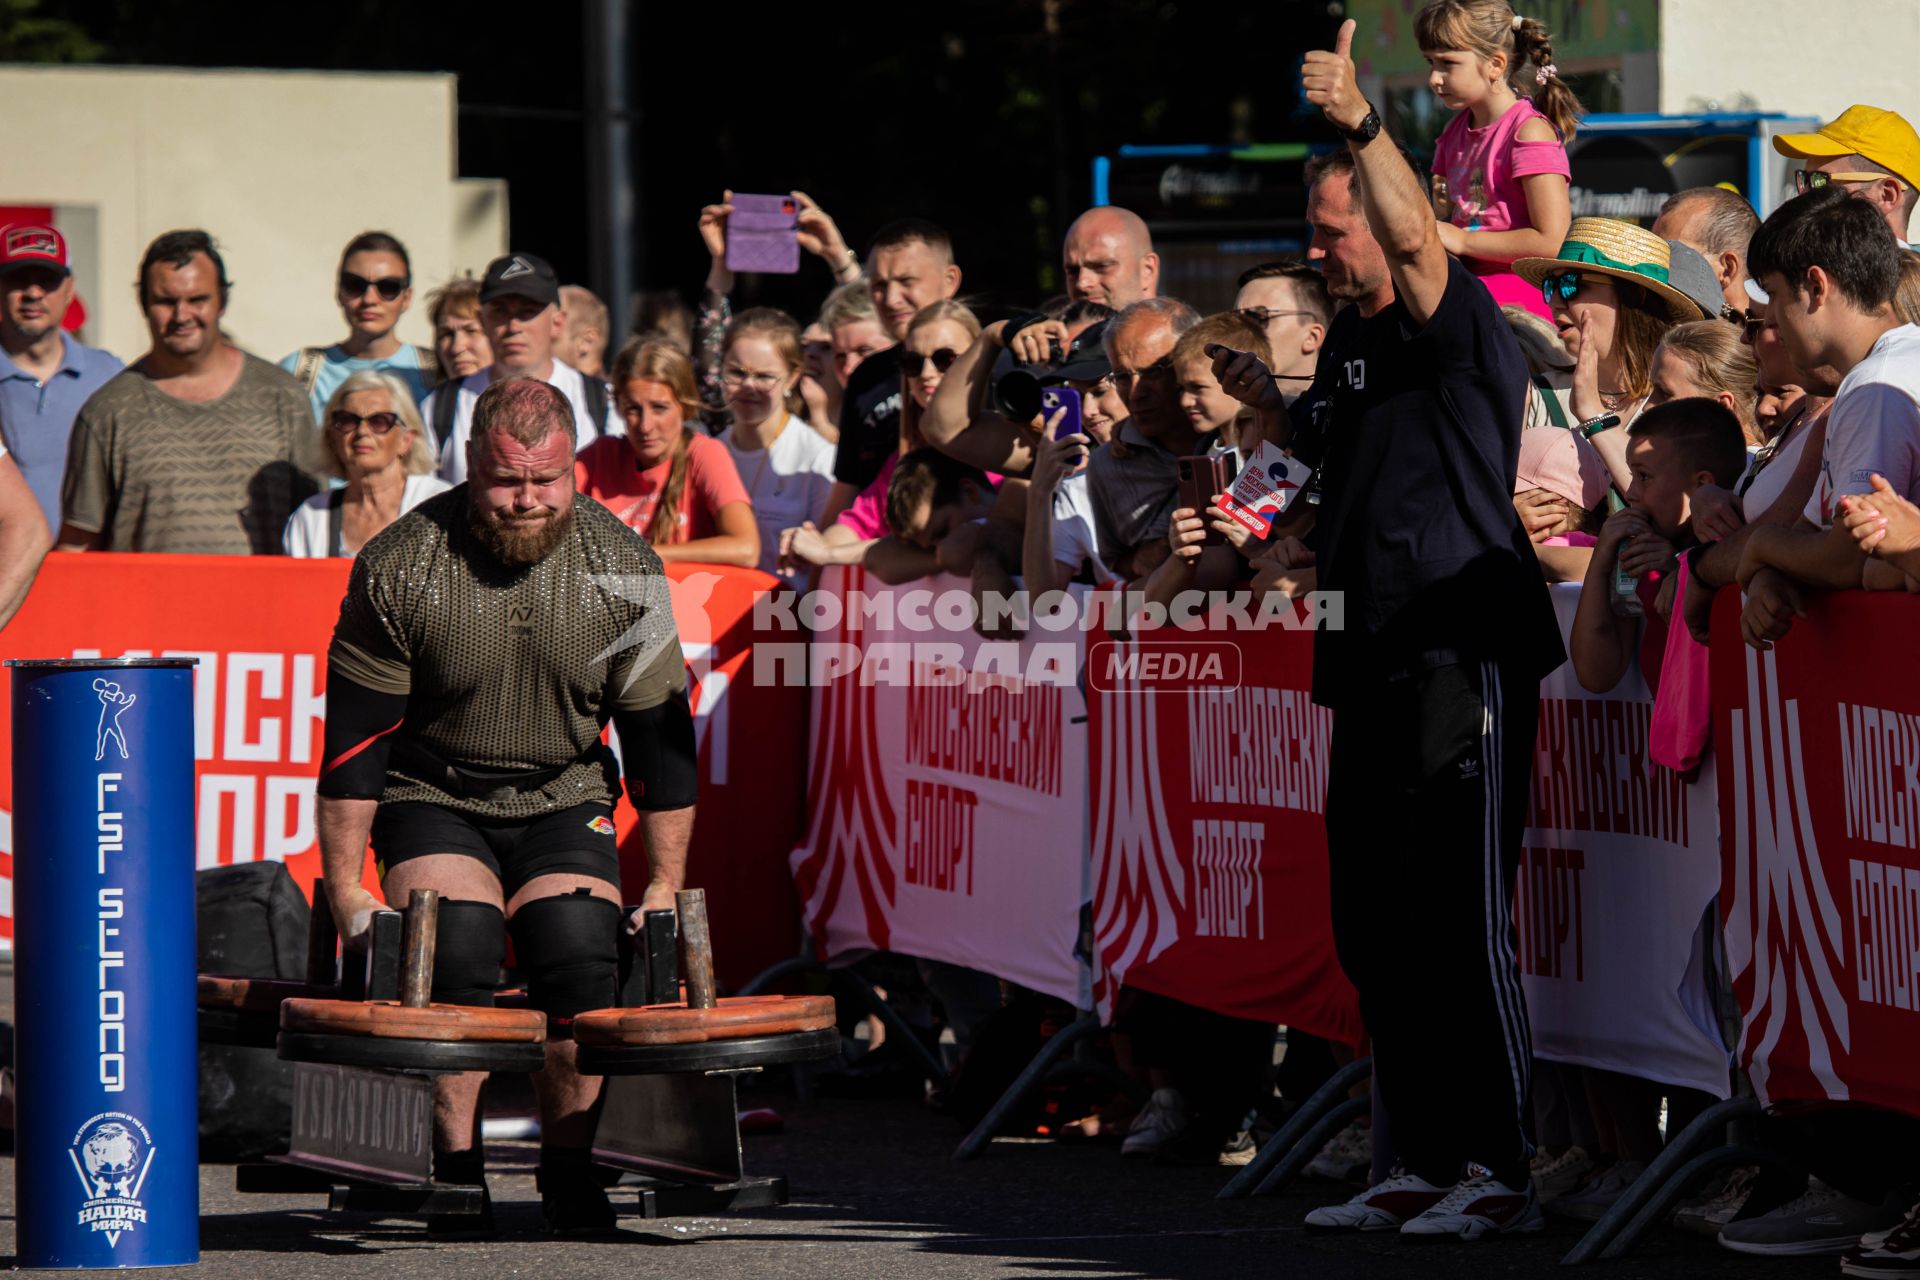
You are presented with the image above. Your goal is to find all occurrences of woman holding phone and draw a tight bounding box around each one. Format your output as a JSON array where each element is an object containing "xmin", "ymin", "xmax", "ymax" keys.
[
  {"xmin": 715, "ymin": 307, "xmax": 837, "ymax": 581},
  {"xmin": 780, "ymin": 301, "xmax": 983, "ymax": 571},
  {"xmin": 575, "ymin": 338, "xmax": 760, "ymax": 566}
]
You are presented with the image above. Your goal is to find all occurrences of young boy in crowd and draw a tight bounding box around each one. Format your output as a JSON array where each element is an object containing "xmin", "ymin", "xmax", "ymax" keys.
[
  {"xmin": 1570, "ymin": 397, "xmax": 1748, "ymax": 693},
  {"xmin": 1173, "ymin": 313, "xmax": 1272, "ymax": 459}
]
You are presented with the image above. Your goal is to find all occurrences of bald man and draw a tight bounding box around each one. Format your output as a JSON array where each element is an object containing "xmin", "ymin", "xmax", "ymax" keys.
[{"xmin": 1063, "ymin": 207, "xmax": 1159, "ymax": 309}]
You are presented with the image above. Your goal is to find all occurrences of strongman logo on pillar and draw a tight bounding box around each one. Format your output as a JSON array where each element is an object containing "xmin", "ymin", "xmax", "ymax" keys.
[
  {"xmin": 92, "ymin": 679, "xmax": 136, "ymax": 763},
  {"xmin": 69, "ymin": 1112, "xmax": 154, "ymax": 1247}
]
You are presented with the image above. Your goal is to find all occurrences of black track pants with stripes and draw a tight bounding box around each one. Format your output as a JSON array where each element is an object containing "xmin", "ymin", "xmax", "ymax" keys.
[{"xmin": 1325, "ymin": 658, "xmax": 1539, "ymax": 1189}]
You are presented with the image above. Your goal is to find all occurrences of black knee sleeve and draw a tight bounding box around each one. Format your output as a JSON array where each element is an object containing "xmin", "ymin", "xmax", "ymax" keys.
[
  {"xmin": 508, "ymin": 890, "xmax": 621, "ymax": 1026},
  {"xmin": 432, "ymin": 900, "xmax": 506, "ymax": 1006}
]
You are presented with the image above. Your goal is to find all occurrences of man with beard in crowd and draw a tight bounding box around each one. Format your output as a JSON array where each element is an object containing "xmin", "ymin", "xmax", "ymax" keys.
[{"xmin": 315, "ymin": 378, "xmax": 695, "ymax": 1233}]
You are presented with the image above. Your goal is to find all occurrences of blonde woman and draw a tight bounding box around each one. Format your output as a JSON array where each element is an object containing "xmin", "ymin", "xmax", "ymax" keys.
[
  {"xmin": 575, "ymin": 338, "xmax": 759, "ymax": 566},
  {"xmin": 283, "ymin": 369, "xmax": 448, "ymax": 557}
]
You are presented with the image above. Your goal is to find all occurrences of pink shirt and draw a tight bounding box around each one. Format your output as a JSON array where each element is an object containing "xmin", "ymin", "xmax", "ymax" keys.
[
  {"xmin": 1433, "ymin": 98, "xmax": 1571, "ymax": 319},
  {"xmin": 833, "ymin": 451, "xmax": 1007, "ymax": 542},
  {"xmin": 576, "ymin": 431, "xmax": 751, "ymax": 544}
]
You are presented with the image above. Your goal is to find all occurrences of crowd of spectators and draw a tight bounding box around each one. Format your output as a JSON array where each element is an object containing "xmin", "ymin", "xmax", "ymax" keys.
[{"xmin": 5, "ymin": 0, "xmax": 1920, "ymax": 1264}]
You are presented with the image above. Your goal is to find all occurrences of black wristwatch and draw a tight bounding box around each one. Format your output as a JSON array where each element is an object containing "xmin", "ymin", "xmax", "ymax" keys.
[{"xmin": 1342, "ymin": 106, "xmax": 1382, "ymax": 144}]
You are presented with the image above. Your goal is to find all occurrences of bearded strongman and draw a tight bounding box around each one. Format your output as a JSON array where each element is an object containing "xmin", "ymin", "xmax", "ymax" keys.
[{"xmin": 314, "ymin": 378, "xmax": 695, "ymax": 1231}]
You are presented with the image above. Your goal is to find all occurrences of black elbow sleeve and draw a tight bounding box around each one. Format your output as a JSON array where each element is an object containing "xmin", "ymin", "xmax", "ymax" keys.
[
  {"xmin": 612, "ymin": 688, "xmax": 698, "ymax": 811},
  {"xmin": 318, "ymin": 673, "xmax": 408, "ymax": 799}
]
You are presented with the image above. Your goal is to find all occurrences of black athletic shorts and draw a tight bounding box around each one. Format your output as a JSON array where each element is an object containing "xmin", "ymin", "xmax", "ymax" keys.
[{"xmin": 371, "ymin": 801, "xmax": 621, "ymax": 898}]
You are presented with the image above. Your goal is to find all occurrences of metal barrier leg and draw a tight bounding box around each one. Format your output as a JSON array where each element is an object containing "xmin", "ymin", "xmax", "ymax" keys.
[
  {"xmin": 737, "ymin": 956, "xmax": 822, "ymax": 997},
  {"xmin": 1598, "ymin": 1145, "xmax": 1800, "ymax": 1262},
  {"xmin": 848, "ymin": 972, "xmax": 953, "ymax": 1088},
  {"xmin": 952, "ymin": 1014, "xmax": 1102, "ymax": 1161},
  {"xmin": 1252, "ymin": 1095, "xmax": 1371, "ymax": 1197},
  {"xmin": 1218, "ymin": 1056, "xmax": 1373, "ymax": 1200},
  {"xmin": 1560, "ymin": 1094, "xmax": 1762, "ymax": 1266}
]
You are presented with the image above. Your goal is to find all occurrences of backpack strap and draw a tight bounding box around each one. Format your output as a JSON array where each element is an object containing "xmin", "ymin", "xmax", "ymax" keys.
[
  {"xmin": 293, "ymin": 347, "xmax": 328, "ymax": 397},
  {"xmin": 1531, "ymin": 373, "xmax": 1573, "ymax": 430},
  {"xmin": 326, "ymin": 488, "xmax": 346, "ymax": 558},
  {"xmin": 412, "ymin": 345, "xmax": 444, "ymax": 389},
  {"xmin": 580, "ymin": 375, "xmax": 609, "ymax": 438},
  {"xmin": 431, "ymin": 383, "xmax": 461, "ymax": 456}
]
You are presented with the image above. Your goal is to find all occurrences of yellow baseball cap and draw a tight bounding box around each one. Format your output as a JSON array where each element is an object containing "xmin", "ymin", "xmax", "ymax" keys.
[{"xmin": 1773, "ymin": 104, "xmax": 1920, "ymax": 189}]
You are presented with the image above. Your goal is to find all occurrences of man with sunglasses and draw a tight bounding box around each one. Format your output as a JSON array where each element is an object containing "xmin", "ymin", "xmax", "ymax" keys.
[
  {"xmin": 1773, "ymin": 104, "xmax": 1920, "ymax": 246},
  {"xmin": 281, "ymin": 231, "xmax": 440, "ymax": 424},
  {"xmin": 1233, "ymin": 261, "xmax": 1332, "ymax": 404},
  {"xmin": 59, "ymin": 229, "xmax": 316, "ymax": 554},
  {"xmin": 0, "ymin": 223, "xmax": 122, "ymax": 533}
]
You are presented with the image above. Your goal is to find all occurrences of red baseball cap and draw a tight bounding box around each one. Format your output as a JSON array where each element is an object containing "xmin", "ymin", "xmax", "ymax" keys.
[{"xmin": 0, "ymin": 224, "xmax": 69, "ymax": 275}]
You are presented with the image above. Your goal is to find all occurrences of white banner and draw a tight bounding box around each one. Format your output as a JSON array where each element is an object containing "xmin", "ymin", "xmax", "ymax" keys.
[
  {"xmin": 1521, "ymin": 583, "xmax": 1731, "ymax": 1098},
  {"xmin": 788, "ymin": 567, "xmax": 1090, "ymax": 1004}
]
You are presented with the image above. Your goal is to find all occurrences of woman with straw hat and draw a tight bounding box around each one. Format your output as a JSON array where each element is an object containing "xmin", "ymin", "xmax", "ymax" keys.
[{"xmin": 1514, "ymin": 218, "xmax": 1708, "ymax": 504}]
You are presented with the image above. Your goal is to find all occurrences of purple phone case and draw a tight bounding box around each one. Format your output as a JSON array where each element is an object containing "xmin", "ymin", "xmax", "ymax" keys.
[
  {"xmin": 1043, "ymin": 387, "xmax": 1083, "ymax": 440},
  {"xmin": 727, "ymin": 194, "xmax": 801, "ymax": 275}
]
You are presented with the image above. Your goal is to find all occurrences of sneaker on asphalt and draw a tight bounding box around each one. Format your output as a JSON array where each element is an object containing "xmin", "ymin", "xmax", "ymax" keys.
[
  {"xmin": 1400, "ymin": 1164, "xmax": 1547, "ymax": 1241},
  {"xmin": 1304, "ymin": 1168, "xmax": 1452, "ymax": 1233},
  {"xmin": 1671, "ymin": 1165, "xmax": 1758, "ymax": 1237},
  {"xmin": 1531, "ymin": 1145, "xmax": 1596, "ymax": 1200},
  {"xmin": 537, "ymin": 1150, "xmax": 618, "ymax": 1235},
  {"xmin": 1305, "ymin": 1123, "xmax": 1372, "ymax": 1183},
  {"xmin": 1120, "ymin": 1088, "xmax": 1188, "ymax": 1158},
  {"xmin": 1548, "ymin": 1158, "xmax": 1646, "ymax": 1223},
  {"xmin": 1842, "ymin": 1194, "xmax": 1920, "ymax": 1277},
  {"xmin": 1719, "ymin": 1179, "xmax": 1900, "ymax": 1256}
]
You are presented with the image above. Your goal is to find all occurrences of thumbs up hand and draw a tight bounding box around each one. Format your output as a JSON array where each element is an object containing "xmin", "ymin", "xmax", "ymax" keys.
[{"xmin": 1302, "ymin": 19, "xmax": 1369, "ymax": 134}]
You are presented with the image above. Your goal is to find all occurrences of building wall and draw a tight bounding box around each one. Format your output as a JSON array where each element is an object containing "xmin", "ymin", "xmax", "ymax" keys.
[{"xmin": 0, "ymin": 66, "xmax": 508, "ymax": 364}]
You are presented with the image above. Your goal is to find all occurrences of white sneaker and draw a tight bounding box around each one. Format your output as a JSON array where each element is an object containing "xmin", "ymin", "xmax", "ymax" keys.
[
  {"xmin": 1531, "ymin": 1145, "xmax": 1595, "ymax": 1200},
  {"xmin": 1120, "ymin": 1088, "xmax": 1188, "ymax": 1158},
  {"xmin": 1672, "ymin": 1165, "xmax": 1758, "ymax": 1237},
  {"xmin": 1304, "ymin": 1168, "xmax": 1452, "ymax": 1233},
  {"xmin": 1400, "ymin": 1164, "xmax": 1547, "ymax": 1240},
  {"xmin": 1548, "ymin": 1158, "xmax": 1647, "ymax": 1223},
  {"xmin": 1304, "ymin": 1123, "xmax": 1372, "ymax": 1183}
]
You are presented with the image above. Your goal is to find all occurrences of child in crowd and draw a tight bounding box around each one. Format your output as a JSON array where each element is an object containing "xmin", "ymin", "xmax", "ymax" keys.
[
  {"xmin": 1512, "ymin": 426, "xmax": 1611, "ymax": 583},
  {"xmin": 1171, "ymin": 313, "xmax": 1272, "ymax": 458},
  {"xmin": 1570, "ymin": 398, "xmax": 1747, "ymax": 694},
  {"xmin": 1419, "ymin": 0, "xmax": 1579, "ymax": 319}
]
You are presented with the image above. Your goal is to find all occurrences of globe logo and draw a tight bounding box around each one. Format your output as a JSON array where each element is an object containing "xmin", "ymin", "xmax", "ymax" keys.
[{"xmin": 79, "ymin": 1119, "xmax": 142, "ymax": 1199}]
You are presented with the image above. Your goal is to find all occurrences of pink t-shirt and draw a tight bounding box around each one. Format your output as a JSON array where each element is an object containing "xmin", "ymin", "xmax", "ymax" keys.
[
  {"xmin": 833, "ymin": 451, "xmax": 1007, "ymax": 542},
  {"xmin": 1433, "ymin": 98, "xmax": 1571, "ymax": 319},
  {"xmin": 576, "ymin": 431, "xmax": 751, "ymax": 544}
]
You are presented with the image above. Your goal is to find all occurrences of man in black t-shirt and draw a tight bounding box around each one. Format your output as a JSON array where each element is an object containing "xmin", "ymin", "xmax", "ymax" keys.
[
  {"xmin": 1277, "ymin": 20, "xmax": 1563, "ymax": 1243},
  {"xmin": 821, "ymin": 219, "xmax": 962, "ymax": 526}
]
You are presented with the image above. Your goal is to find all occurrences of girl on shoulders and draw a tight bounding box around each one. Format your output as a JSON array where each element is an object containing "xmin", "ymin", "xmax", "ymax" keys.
[{"xmin": 1419, "ymin": 0, "xmax": 1582, "ymax": 318}]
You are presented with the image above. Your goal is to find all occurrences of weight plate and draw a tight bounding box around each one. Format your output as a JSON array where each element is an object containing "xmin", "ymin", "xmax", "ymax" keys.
[
  {"xmin": 577, "ymin": 1026, "xmax": 843, "ymax": 1075},
  {"xmin": 278, "ymin": 1031, "xmax": 546, "ymax": 1074}
]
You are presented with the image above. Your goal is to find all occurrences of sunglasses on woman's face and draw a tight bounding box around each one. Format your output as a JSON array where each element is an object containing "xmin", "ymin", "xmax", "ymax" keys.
[
  {"xmin": 339, "ymin": 272, "xmax": 409, "ymax": 302},
  {"xmin": 328, "ymin": 410, "xmax": 401, "ymax": 434},
  {"xmin": 895, "ymin": 347, "xmax": 959, "ymax": 376},
  {"xmin": 1540, "ymin": 271, "xmax": 1603, "ymax": 305}
]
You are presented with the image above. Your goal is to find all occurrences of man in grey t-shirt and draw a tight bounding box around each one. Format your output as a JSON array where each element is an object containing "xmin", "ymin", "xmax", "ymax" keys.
[{"xmin": 58, "ymin": 229, "xmax": 314, "ymax": 554}]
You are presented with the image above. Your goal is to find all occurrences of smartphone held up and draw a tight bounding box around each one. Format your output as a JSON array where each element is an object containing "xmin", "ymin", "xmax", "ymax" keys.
[
  {"xmin": 726, "ymin": 193, "xmax": 801, "ymax": 274},
  {"xmin": 1042, "ymin": 386, "xmax": 1083, "ymax": 441},
  {"xmin": 1177, "ymin": 453, "xmax": 1240, "ymax": 546}
]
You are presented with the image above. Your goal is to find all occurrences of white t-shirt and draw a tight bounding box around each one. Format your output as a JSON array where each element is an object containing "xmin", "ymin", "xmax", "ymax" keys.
[
  {"xmin": 1803, "ymin": 324, "xmax": 1920, "ymax": 527},
  {"xmin": 721, "ymin": 415, "xmax": 836, "ymax": 580},
  {"xmin": 1739, "ymin": 411, "xmax": 1818, "ymax": 522},
  {"xmin": 1050, "ymin": 471, "xmax": 1112, "ymax": 584},
  {"xmin": 282, "ymin": 473, "xmax": 450, "ymax": 558},
  {"xmin": 429, "ymin": 359, "xmax": 621, "ymax": 484}
]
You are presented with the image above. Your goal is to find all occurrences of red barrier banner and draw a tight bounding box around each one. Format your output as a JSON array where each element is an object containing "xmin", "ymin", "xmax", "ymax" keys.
[
  {"xmin": 788, "ymin": 567, "xmax": 1089, "ymax": 1004},
  {"xmin": 1714, "ymin": 590, "xmax": 1920, "ymax": 1115},
  {"xmin": 1087, "ymin": 621, "xmax": 1363, "ymax": 1047},
  {"xmin": 0, "ymin": 554, "xmax": 804, "ymax": 987}
]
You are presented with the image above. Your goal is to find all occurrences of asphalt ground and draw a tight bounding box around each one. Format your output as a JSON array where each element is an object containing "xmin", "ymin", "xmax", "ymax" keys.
[{"xmin": 0, "ymin": 1092, "xmax": 1831, "ymax": 1279}]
